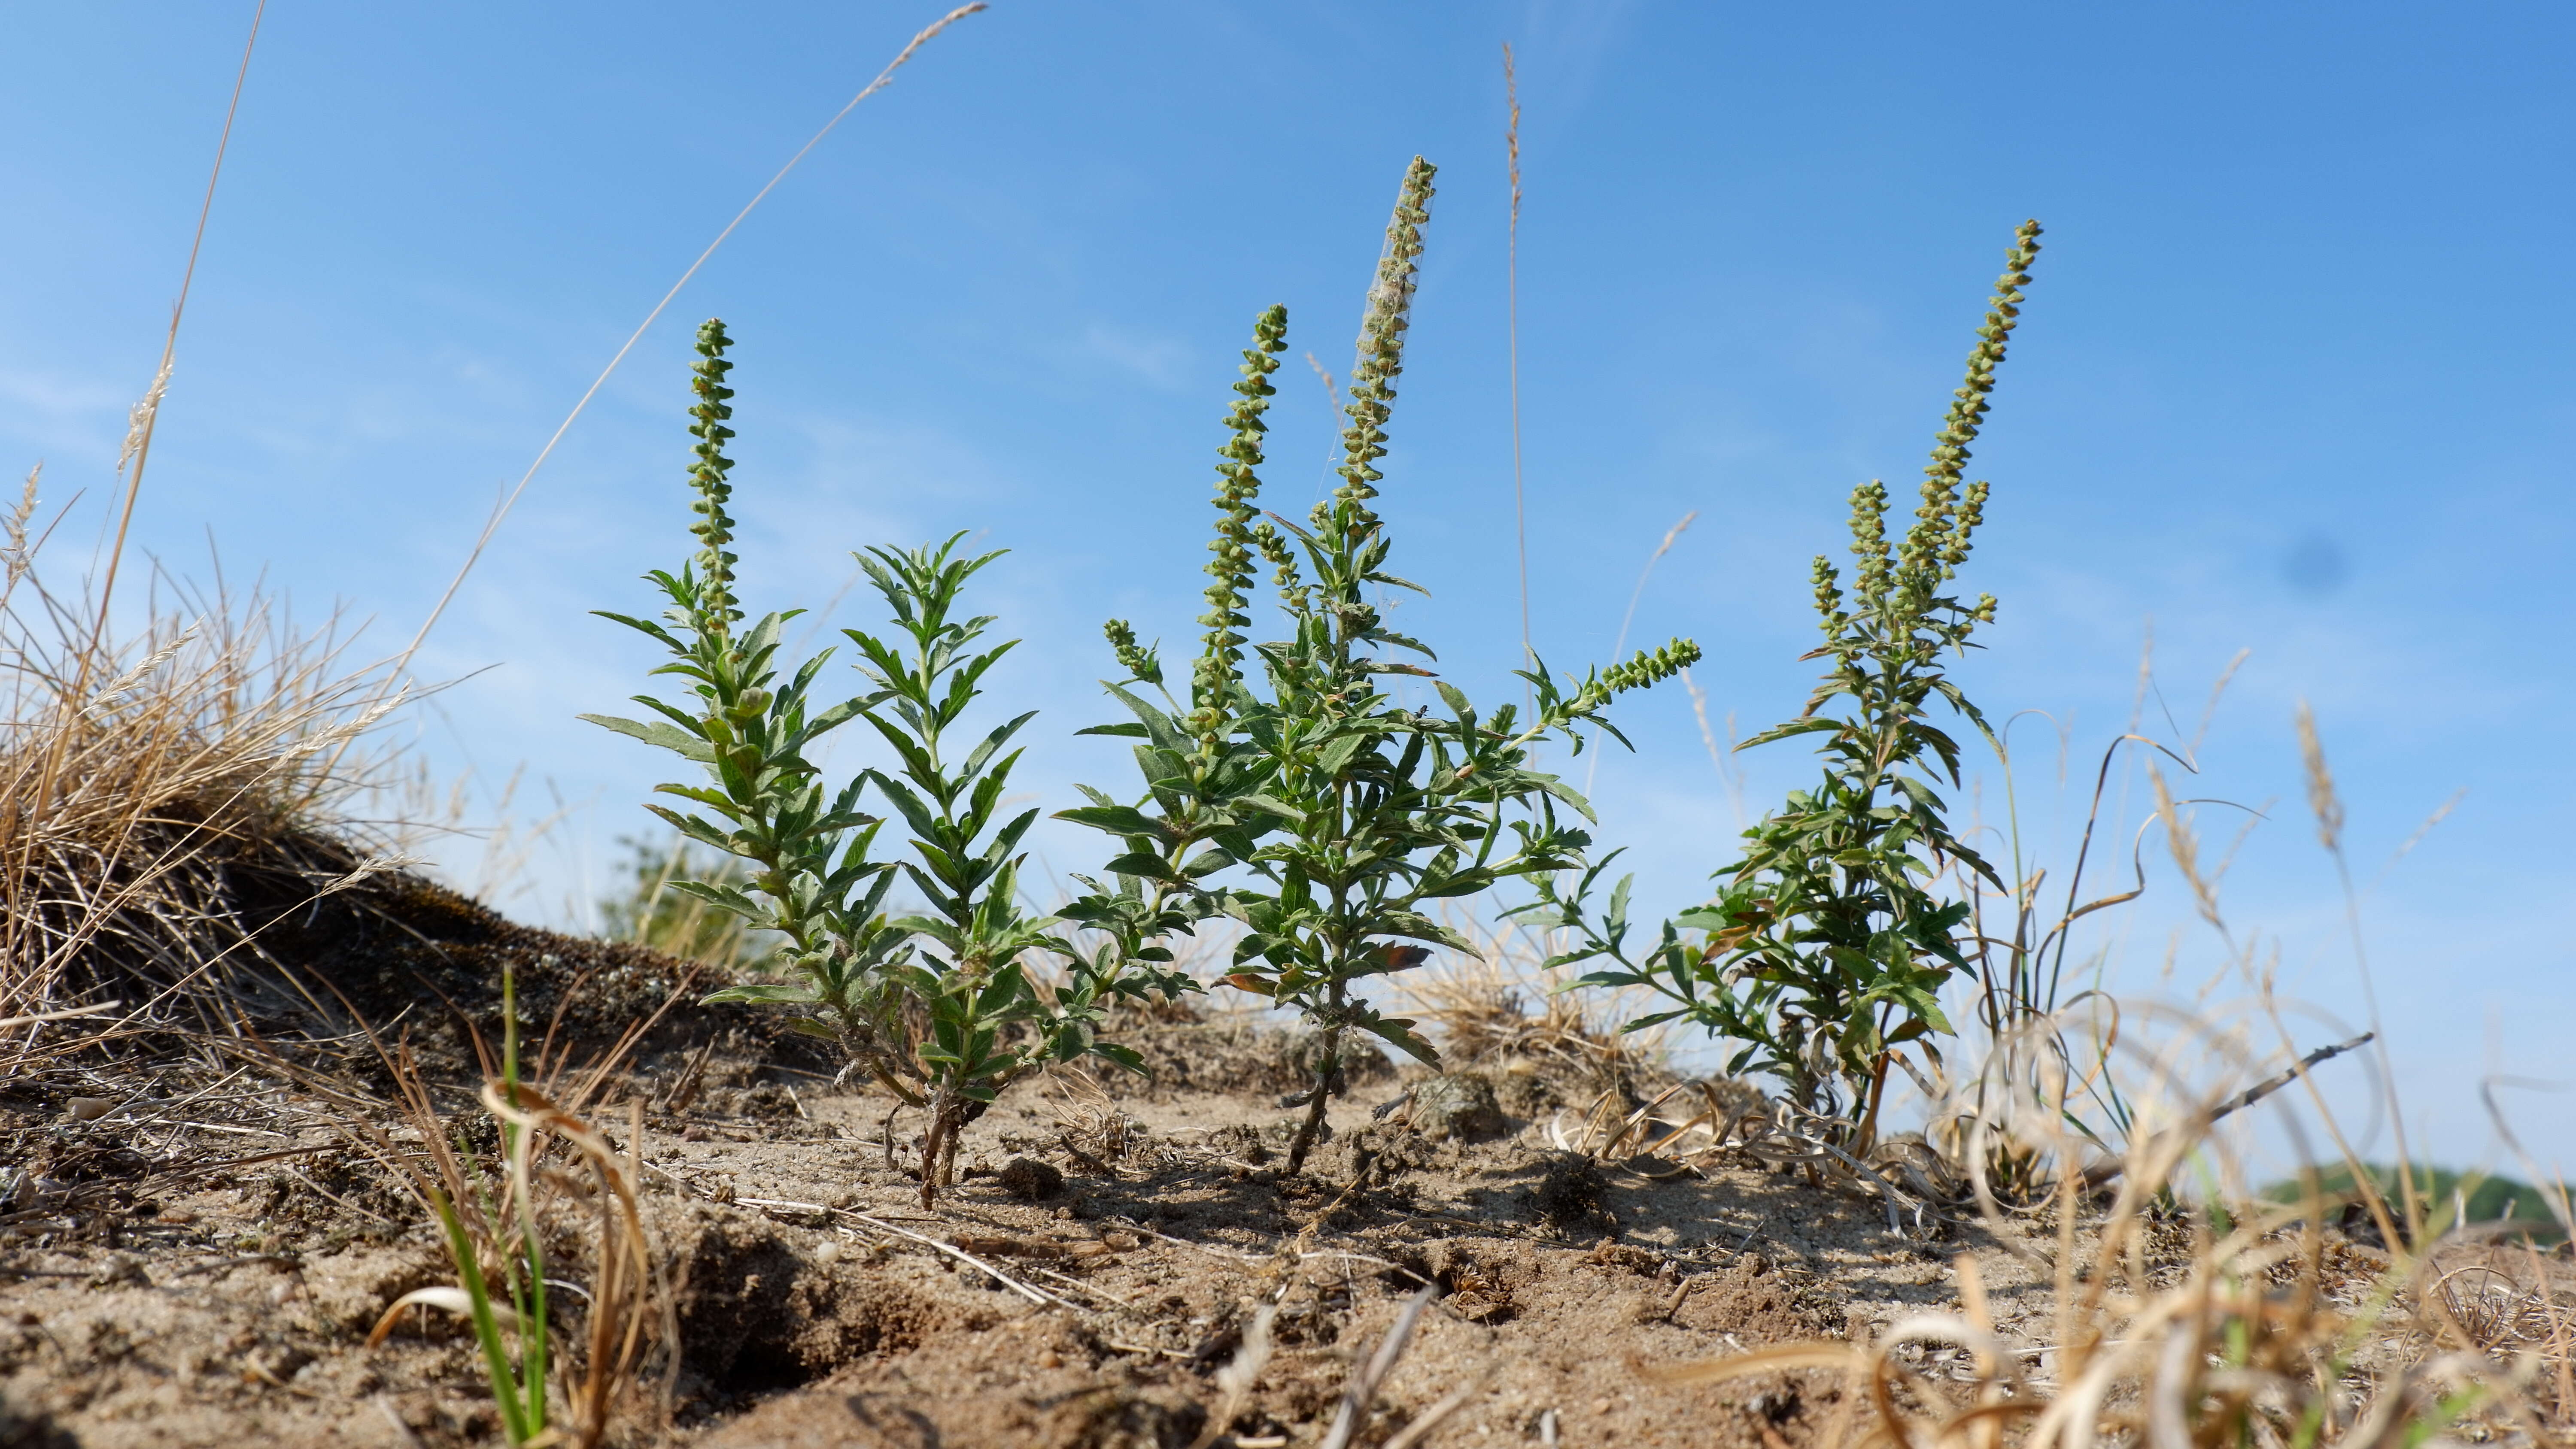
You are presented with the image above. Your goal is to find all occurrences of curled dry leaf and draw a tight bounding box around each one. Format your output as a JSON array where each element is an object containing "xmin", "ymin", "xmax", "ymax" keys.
[{"xmin": 365, "ymin": 1286, "xmax": 524, "ymax": 1348}]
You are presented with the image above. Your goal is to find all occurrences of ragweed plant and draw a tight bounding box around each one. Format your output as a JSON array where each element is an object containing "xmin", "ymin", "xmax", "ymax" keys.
[
  {"xmin": 1048, "ymin": 309, "xmax": 1288, "ymax": 1035},
  {"xmin": 1069, "ymin": 157, "xmax": 1699, "ymax": 1171},
  {"xmin": 841, "ymin": 536, "xmax": 1153, "ymax": 1193},
  {"xmin": 1539, "ymin": 221, "xmax": 2042, "ymax": 1147},
  {"xmin": 586, "ymin": 320, "xmax": 1145, "ymax": 1205}
]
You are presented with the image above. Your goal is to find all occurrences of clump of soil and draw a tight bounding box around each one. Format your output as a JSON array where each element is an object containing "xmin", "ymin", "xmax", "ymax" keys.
[
  {"xmin": 236, "ymin": 846, "xmax": 825, "ymax": 1083},
  {"xmin": 1410, "ymin": 1071, "xmax": 1508, "ymax": 1142},
  {"xmin": 1531, "ymin": 1150, "xmax": 1616, "ymax": 1235},
  {"xmin": 27, "ymin": 812, "xmax": 826, "ymax": 1094},
  {"xmin": 1000, "ymin": 1156, "xmax": 1066, "ymax": 1200},
  {"xmin": 1088, "ymin": 997, "xmax": 1397, "ymax": 1102}
]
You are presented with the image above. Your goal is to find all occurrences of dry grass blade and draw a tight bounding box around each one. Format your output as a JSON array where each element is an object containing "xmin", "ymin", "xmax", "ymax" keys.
[
  {"xmin": 1320, "ymin": 1283, "xmax": 1440, "ymax": 1449},
  {"xmin": 1185, "ymin": 1302, "xmax": 1276, "ymax": 1449},
  {"xmin": 366, "ymin": 1286, "xmax": 525, "ymax": 1345},
  {"xmin": 838, "ymin": 1209, "xmax": 1068, "ymax": 1308},
  {"xmin": 380, "ymin": 1, "xmax": 990, "ymax": 700},
  {"xmin": 1377, "ymin": 1374, "xmax": 1491, "ymax": 1449},
  {"xmin": 0, "ymin": 1001, "xmax": 124, "ymax": 1033},
  {"xmin": 1396, "ymin": 915, "xmax": 1667, "ymax": 1090}
]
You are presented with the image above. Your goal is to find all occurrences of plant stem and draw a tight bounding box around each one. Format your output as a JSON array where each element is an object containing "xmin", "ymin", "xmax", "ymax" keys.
[
  {"xmin": 917, "ymin": 1090, "xmax": 949, "ymax": 1210},
  {"xmin": 1286, "ymin": 1018, "xmax": 1344, "ymax": 1175}
]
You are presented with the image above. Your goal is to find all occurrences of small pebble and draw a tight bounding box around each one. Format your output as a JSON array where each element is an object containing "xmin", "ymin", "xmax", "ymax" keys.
[{"xmin": 64, "ymin": 1097, "xmax": 115, "ymax": 1123}]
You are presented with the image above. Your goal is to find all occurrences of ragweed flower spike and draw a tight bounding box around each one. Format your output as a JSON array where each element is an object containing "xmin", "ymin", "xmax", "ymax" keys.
[
  {"xmin": 1943, "ymin": 480, "xmax": 1988, "ymax": 575},
  {"xmin": 1846, "ymin": 479, "xmax": 1893, "ymax": 614},
  {"xmin": 1195, "ymin": 305, "xmax": 1288, "ymax": 733},
  {"xmin": 1252, "ymin": 523, "xmax": 1308, "ymax": 612},
  {"xmin": 1551, "ymin": 638, "xmax": 1706, "ymax": 728},
  {"xmin": 1809, "ymin": 555, "xmax": 1847, "ymax": 634},
  {"xmin": 1907, "ymin": 219, "xmax": 2042, "ymax": 594},
  {"xmin": 1104, "ymin": 618, "xmax": 1161, "ymax": 687},
  {"xmin": 687, "ymin": 318, "xmax": 743, "ymax": 637},
  {"xmin": 1599, "ymin": 638, "xmax": 1703, "ymax": 696},
  {"xmin": 1333, "ymin": 157, "xmax": 1438, "ymax": 530}
]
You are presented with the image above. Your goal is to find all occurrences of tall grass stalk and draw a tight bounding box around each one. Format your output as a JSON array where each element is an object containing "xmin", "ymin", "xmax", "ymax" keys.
[
  {"xmin": 1583, "ymin": 509, "xmax": 1696, "ymax": 797},
  {"xmin": 363, "ymin": 2, "xmax": 989, "ymax": 763},
  {"xmin": 1503, "ymin": 41, "xmax": 1532, "ymax": 684},
  {"xmin": 82, "ymin": 0, "xmax": 264, "ymax": 700}
]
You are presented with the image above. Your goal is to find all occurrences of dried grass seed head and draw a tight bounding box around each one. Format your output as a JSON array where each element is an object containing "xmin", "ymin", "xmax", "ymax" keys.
[{"xmin": 2297, "ymin": 701, "xmax": 2345, "ymax": 854}]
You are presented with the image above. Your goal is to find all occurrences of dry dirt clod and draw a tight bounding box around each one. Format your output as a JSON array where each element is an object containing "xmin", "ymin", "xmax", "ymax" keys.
[
  {"xmin": 1529, "ymin": 1151, "xmax": 1615, "ymax": 1236},
  {"xmin": 999, "ymin": 1155, "xmax": 1066, "ymax": 1200},
  {"xmin": 1409, "ymin": 1073, "xmax": 1507, "ymax": 1143}
]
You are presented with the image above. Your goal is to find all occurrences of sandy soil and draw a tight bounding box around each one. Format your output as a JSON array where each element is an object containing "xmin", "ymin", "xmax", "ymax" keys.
[{"xmin": 0, "ymin": 1001, "xmax": 2451, "ymax": 1449}]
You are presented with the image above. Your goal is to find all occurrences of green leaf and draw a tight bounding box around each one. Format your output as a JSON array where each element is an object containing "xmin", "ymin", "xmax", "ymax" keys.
[
  {"xmin": 1087, "ymin": 1041, "xmax": 1148, "ymax": 1076},
  {"xmin": 1102, "ymin": 851, "xmax": 1183, "ymax": 883},
  {"xmin": 1055, "ymin": 804, "xmax": 1167, "ymax": 839},
  {"xmin": 1353, "ymin": 1012, "xmax": 1442, "ymax": 1066},
  {"xmin": 702, "ymin": 982, "xmax": 823, "ymax": 1006},
  {"xmin": 580, "ymin": 713, "xmax": 717, "ymax": 764}
]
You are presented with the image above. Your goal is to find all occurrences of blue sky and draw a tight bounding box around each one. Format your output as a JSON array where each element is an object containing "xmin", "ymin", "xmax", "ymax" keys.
[{"xmin": 9, "ymin": 2, "xmax": 2572, "ymax": 1171}]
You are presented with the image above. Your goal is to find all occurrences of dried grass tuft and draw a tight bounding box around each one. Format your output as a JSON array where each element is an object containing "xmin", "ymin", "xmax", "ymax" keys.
[
  {"xmin": 1641, "ymin": 1027, "xmax": 2553, "ymax": 1449},
  {"xmin": 0, "ymin": 536, "xmax": 408, "ymax": 1067},
  {"xmin": 1396, "ymin": 917, "xmax": 1665, "ymax": 1092}
]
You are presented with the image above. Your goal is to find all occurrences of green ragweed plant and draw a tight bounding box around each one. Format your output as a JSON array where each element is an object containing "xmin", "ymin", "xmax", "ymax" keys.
[
  {"xmin": 1069, "ymin": 157, "xmax": 1700, "ymax": 1172},
  {"xmin": 1537, "ymin": 221, "xmax": 2042, "ymax": 1148},
  {"xmin": 1046, "ymin": 307, "xmax": 1293, "ymax": 1030},
  {"xmin": 586, "ymin": 320, "xmax": 1143, "ymax": 1206},
  {"xmin": 840, "ymin": 535, "xmax": 1142, "ymax": 1196}
]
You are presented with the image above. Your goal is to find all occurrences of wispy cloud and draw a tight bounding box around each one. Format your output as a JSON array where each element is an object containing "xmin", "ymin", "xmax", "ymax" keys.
[
  {"xmin": 0, "ymin": 366, "xmax": 132, "ymax": 462},
  {"xmin": 1075, "ymin": 322, "xmax": 1194, "ymax": 390}
]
